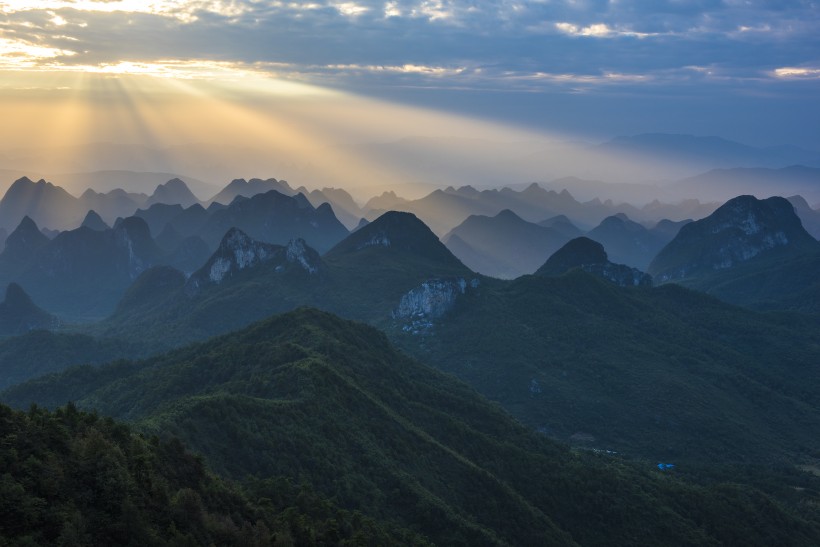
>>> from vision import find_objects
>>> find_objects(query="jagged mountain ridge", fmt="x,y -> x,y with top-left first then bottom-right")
0,176 -> 204,231
135,189 -> 349,253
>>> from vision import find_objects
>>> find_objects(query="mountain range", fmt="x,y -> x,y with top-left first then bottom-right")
0,205 -> 799,469
0,173 -> 819,542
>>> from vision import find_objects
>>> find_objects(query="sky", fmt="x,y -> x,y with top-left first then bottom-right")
0,1 -> 818,193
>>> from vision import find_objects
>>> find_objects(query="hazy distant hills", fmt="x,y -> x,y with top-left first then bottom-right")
366,182 -> 715,237
586,214 -> 680,270
136,189 -> 349,252
441,209 -> 684,278
0,283 -> 58,336
442,209 -> 571,278
673,166 -> 820,204
599,134 -> 820,172
0,216 -> 163,319
7,308 -> 820,545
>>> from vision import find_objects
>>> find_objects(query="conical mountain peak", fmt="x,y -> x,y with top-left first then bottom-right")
326,211 -> 468,271
81,210 -> 109,231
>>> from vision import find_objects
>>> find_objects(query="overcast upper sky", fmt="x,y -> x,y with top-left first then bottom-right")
0,0 -> 818,148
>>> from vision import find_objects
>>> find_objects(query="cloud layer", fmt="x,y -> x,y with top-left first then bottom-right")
0,0 -> 818,145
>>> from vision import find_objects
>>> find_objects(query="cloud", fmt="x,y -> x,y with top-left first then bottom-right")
553,22 -> 658,38
773,67 -> 820,79
0,0 -> 817,149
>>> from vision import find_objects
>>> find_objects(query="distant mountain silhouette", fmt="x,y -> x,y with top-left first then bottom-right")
0,216 -> 49,266
599,134 -> 820,173
0,283 -> 58,335
198,190 -> 349,252
364,182 -> 711,235
326,210 -> 467,272
80,210 -> 109,231
537,214 -> 583,239
0,177 -> 82,232
442,209 -> 570,278
673,166 -> 820,203
536,237 -> 652,287
586,213 -> 676,270
787,195 -> 820,239
145,178 -> 200,208
208,177 -> 294,205
0,217 -> 163,319
300,186 -> 362,229
0,176 -> 214,232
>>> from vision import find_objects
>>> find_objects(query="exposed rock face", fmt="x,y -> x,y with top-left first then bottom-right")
536,237 -> 652,287
286,238 -> 320,274
648,195 -> 820,282
114,217 -> 160,280
186,228 -> 320,294
393,277 -> 480,320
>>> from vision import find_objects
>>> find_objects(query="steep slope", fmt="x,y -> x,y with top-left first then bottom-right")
7,308 -> 820,546
185,228 -> 321,294
442,209 -> 571,278
0,283 -> 58,336
0,403 -> 414,545
301,186 -> 362,229
788,195 -> 820,239
79,209 -> 109,231
100,212 -> 475,346
12,217 -> 164,319
535,237 -> 652,287
401,271 -> 820,465
0,216 -> 49,268
0,330 -> 143,392
649,195 -> 820,282
647,196 -> 820,310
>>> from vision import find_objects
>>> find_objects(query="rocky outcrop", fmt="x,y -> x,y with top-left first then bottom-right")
648,195 -> 820,281
393,277 -> 480,321
186,228 -> 320,294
